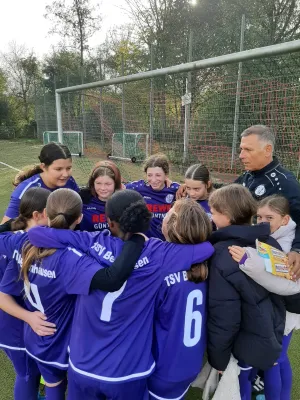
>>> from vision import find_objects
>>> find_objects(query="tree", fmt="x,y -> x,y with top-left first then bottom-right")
45,0 -> 101,79
1,42 -> 39,124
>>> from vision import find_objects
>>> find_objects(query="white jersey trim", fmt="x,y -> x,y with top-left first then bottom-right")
0,343 -> 26,351
149,384 -> 190,400
26,349 -> 69,369
69,358 -> 155,382
19,178 -> 41,199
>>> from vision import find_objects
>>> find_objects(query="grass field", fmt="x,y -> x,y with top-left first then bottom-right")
1,139 -> 300,400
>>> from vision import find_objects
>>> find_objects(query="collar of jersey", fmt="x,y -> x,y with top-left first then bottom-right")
248,157 -> 280,176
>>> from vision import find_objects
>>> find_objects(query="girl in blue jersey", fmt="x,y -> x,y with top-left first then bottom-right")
148,199 -> 212,400
0,188 -> 147,400
78,160 -> 122,232
184,164 -> 213,219
1,142 -> 79,224
126,153 -> 180,240
26,191 -> 214,400
0,187 -> 56,400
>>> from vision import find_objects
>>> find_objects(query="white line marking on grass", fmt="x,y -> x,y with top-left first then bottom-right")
0,162 -> 21,172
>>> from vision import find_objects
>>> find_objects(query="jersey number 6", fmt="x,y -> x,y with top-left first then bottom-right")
183,289 -> 203,347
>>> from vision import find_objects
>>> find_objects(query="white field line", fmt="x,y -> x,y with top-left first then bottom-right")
0,162 -> 21,172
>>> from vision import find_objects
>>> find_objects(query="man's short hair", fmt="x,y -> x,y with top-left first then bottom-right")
241,125 -> 275,148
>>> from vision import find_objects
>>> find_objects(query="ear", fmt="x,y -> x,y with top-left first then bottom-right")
31,210 -> 40,221
107,217 -> 113,229
207,181 -> 212,189
264,143 -> 273,157
282,215 -> 290,226
75,213 -> 83,225
40,163 -> 47,172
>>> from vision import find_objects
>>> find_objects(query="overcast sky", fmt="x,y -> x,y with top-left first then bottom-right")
0,0 -> 130,57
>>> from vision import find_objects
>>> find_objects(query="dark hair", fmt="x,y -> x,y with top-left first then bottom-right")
106,190 -> 152,234
209,184 -> 257,225
21,189 -> 82,285
165,199 -> 212,283
11,187 -> 50,231
143,153 -> 170,175
13,143 -> 72,187
185,164 -> 212,193
258,195 -> 290,217
88,161 -> 122,197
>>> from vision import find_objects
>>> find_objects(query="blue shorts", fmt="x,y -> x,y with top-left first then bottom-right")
148,375 -> 194,400
67,367 -> 149,400
31,359 -> 67,385
3,348 -> 39,379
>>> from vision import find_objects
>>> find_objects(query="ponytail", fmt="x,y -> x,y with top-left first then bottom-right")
11,215 -> 28,231
13,165 -> 43,187
21,242 -> 56,287
119,200 -> 151,233
187,262 -> 208,283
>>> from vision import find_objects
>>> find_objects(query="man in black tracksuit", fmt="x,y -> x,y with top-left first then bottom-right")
235,125 -> 300,275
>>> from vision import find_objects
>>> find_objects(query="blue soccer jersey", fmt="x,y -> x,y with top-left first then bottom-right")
125,180 -> 179,240
151,273 -> 207,383
79,196 -> 109,232
27,227 -> 214,382
4,174 -> 79,219
0,231 -> 124,370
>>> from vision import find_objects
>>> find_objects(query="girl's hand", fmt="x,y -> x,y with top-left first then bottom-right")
228,246 -> 246,263
26,311 -> 56,336
176,184 -> 187,200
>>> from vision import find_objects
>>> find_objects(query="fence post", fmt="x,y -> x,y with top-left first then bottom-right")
56,92 -> 63,143
121,54 -> 126,157
231,14 -> 246,169
183,30 -> 193,163
149,44 -> 154,155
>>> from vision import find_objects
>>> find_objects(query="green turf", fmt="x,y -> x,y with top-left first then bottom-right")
0,139 -> 300,399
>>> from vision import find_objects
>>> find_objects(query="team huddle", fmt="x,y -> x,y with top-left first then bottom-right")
1,125 -> 300,400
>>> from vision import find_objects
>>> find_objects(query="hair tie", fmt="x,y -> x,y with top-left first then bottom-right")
56,212 -> 76,226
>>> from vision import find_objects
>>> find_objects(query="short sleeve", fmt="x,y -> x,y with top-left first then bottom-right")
5,194 -> 21,219
0,232 -> 21,257
160,241 -> 214,274
61,249 -> 101,295
0,261 -> 23,297
69,177 -> 80,192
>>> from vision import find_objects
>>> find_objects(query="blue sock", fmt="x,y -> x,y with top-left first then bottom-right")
239,368 -> 252,400
264,364 -> 281,400
280,357 -> 292,400
14,375 -> 39,400
46,380 -> 67,400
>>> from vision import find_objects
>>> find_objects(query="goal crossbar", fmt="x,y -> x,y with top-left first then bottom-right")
55,39 -> 300,143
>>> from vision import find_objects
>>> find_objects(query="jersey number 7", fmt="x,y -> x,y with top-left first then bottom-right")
100,282 -> 127,322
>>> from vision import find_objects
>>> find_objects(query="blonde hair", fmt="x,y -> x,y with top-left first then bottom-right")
21,189 -> 82,286
166,199 -> 212,282
258,195 -> 289,217
209,184 -> 257,225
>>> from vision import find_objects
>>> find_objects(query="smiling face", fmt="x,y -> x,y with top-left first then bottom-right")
239,134 -> 273,171
94,175 -> 115,201
257,205 -> 289,234
146,167 -> 166,191
41,158 -> 73,189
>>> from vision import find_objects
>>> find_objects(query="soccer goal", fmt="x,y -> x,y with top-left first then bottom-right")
108,132 -> 149,163
43,131 -> 84,156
